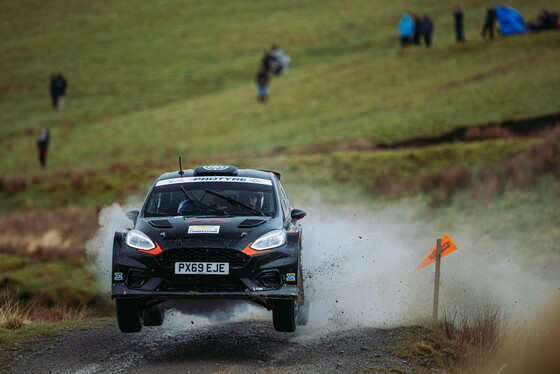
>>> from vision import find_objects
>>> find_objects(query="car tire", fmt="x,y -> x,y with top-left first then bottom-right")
116,299 -> 143,333
273,299 -> 296,332
143,307 -> 164,327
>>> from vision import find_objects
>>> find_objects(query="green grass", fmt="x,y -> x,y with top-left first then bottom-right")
1,0 -> 559,177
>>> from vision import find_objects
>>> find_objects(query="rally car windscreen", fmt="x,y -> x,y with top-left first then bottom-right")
143,179 -> 277,218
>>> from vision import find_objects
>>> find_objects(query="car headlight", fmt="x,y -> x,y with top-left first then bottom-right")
126,229 -> 156,250
250,230 -> 287,251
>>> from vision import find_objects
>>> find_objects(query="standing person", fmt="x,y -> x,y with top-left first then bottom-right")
36,128 -> 50,169
49,74 -> 59,109
255,65 -> 270,103
398,13 -> 415,47
412,14 -> 422,45
454,4 -> 465,42
481,6 -> 497,40
422,14 -> 434,46
57,73 -> 68,108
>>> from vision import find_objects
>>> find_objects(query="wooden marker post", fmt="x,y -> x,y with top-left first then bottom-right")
432,238 -> 442,321
414,234 -> 458,321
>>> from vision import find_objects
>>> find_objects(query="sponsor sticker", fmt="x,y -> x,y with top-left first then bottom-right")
188,225 -> 220,234
156,177 -> 272,186
114,272 -> 124,281
286,273 -> 296,282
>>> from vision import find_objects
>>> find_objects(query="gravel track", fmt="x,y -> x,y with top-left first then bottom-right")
3,318 -> 417,374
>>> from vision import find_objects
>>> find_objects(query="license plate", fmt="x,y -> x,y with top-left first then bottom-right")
175,262 -> 229,275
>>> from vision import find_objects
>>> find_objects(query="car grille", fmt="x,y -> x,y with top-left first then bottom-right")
156,248 -> 250,269
160,276 -> 247,292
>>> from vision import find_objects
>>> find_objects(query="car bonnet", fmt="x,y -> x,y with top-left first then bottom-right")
135,216 -> 280,251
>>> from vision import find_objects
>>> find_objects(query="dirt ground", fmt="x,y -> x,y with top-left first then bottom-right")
2,318 -> 422,374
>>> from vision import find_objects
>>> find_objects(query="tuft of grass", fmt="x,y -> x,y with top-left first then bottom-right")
441,306 -> 504,372
0,289 -> 33,330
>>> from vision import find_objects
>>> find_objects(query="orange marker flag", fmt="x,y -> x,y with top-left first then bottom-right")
414,234 -> 458,272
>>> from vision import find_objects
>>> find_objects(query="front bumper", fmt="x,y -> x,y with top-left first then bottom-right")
111,241 -> 301,302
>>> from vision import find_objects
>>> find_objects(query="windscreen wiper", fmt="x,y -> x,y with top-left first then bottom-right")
179,186 -> 226,215
204,189 -> 264,216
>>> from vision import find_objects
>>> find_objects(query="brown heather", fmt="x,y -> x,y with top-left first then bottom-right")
0,208 -> 98,265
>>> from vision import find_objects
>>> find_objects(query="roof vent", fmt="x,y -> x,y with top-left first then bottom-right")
193,165 -> 238,176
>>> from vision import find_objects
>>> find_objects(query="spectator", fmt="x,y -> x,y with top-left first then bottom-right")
255,65 -> 270,103
454,4 -> 465,42
481,6 -> 497,40
49,73 -> 67,109
422,14 -> 434,46
36,128 -> 50,169
413,14 -> 422,45
398,13 -> 415,47
528,9 -> 558,32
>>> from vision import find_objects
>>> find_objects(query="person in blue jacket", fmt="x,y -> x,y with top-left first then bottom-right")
399,13 -> 415,47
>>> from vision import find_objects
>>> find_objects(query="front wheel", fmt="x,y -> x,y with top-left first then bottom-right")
273,299 -> 296,332
116,299 -> 143,333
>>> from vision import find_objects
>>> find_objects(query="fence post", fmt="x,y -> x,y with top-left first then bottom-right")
432,238 -> 442,321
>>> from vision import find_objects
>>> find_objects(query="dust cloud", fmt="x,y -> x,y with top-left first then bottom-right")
86,203 -> 138,292
86,201 -> 557,334
299,202 -> 558,335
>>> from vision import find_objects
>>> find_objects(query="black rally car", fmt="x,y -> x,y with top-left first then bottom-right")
111,165 -> 308,333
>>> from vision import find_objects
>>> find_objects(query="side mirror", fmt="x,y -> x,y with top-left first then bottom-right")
291,208 -> 307,221
126,210 -> 139,225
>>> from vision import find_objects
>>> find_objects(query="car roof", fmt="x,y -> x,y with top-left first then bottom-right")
155,165 -> 280,182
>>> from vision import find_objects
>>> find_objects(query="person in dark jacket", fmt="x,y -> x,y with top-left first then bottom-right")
481,6 -> 497,40
36,128 -> 50,168
454,4 -> 465,42
412,14 -> 422,45
422,14 -> 434,46
49,73 -> 67,109
255,65 -> 270,103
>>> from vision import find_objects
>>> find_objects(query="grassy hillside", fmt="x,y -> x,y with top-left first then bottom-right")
2,3 -> 560,370
1,0 -> 559,178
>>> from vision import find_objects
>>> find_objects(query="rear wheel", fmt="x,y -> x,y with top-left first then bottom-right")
116,299 -> 142,333
273,299 -> 296,332
143,307 -> 164,326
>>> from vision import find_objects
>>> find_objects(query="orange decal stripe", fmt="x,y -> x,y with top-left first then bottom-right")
138,242 -> 162,255
242,242 -> 270,256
